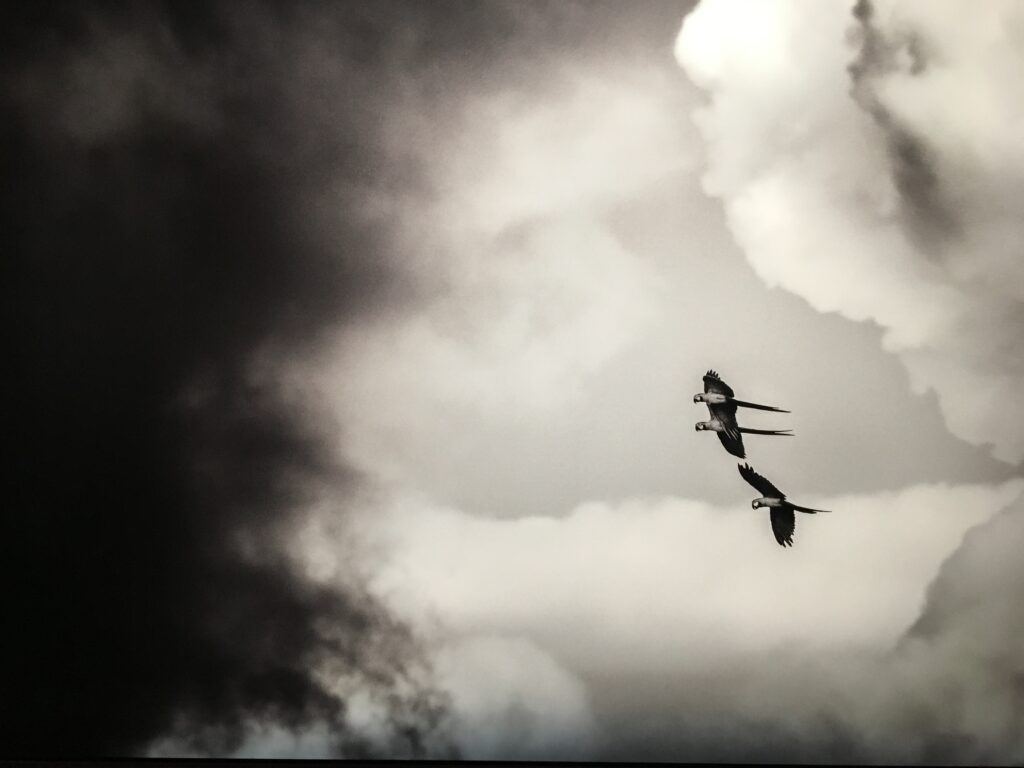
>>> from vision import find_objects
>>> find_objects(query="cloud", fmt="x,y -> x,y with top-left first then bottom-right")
676,0 -> 1024,463
430,634 -> 597,760
1,2 -> 474,757
11,0 -> 1016,761
319,62 -> 692,488
893,496 -> 1024,763
361,478 -> 1023,761
669,0 -> 1024,761
371,479 -> 1022,654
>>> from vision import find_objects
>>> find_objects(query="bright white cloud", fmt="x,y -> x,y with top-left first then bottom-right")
353,478 -> 1022,760
676,0 -> 1024,462
367,479 -> 1022,667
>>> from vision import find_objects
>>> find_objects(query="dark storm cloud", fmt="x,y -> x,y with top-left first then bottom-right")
0,0 -> 498,757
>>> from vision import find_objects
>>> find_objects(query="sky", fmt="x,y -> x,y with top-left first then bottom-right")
4,0 -> 1024,762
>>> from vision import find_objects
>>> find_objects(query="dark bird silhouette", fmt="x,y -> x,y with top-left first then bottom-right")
694,369 -> 789,412
694,370 -> 792,458
738,462 -> 831,547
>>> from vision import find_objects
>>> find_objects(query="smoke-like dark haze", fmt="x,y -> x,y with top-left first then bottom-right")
1,1 -> 460,757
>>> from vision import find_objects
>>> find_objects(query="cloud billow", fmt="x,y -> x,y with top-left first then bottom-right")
676,0 -> 1024,465
1,1 -> 455,757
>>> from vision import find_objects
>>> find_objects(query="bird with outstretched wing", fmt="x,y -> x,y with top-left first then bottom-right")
695,370 -> 792,458
737,462 -> 831,547
696,369 -> 789,412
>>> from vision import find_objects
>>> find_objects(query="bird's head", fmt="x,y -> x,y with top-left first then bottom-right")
693,393 -> 705,404
751,499 -> 761,509
695,422 -> 707,432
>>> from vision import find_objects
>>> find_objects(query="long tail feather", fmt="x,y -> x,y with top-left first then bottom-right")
730,398 -> 790,413
790,503 -> 831,514
737,427 -> 793,436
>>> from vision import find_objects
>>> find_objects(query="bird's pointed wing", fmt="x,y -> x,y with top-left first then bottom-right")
703,369 -> 735,397
712,406 -> 745,457
716,429 -> 746,459
737,462 -> 785,498
770,507 -> 795,547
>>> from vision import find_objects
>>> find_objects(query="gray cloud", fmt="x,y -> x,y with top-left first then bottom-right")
847,0 -> 955,252
5,1 -> 712,756
1,0 -> 506,757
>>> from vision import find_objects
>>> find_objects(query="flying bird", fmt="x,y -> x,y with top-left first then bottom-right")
694,370 -> 792,458
694,369 -> 789,412
738,462 -> 831,547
